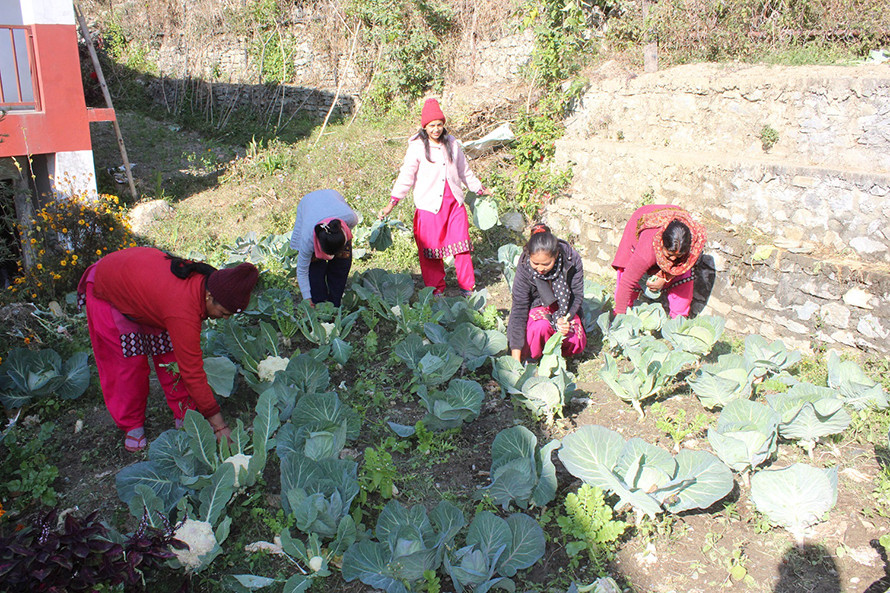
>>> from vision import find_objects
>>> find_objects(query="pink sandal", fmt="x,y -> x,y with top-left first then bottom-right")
124,430 -> 147,452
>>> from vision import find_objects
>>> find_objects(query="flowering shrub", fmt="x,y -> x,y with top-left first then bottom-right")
3,190 -> 137,305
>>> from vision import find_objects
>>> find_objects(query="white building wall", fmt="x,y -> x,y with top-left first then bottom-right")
20,0 -> 75,25
52,150 -> 98,198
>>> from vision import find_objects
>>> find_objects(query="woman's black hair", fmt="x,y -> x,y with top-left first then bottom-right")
315,219 -> 346,256
417,128 -> 453,164
524,223 -> 560,258
167,255 -> 217,279
663,220 -> 692,254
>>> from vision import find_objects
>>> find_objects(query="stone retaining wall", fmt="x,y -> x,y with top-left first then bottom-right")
548,63 -> 890,354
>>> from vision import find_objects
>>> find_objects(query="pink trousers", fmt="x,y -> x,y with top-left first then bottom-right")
84,282 -> 195,431
414,185 -> 475,293
615,269 -> 693,318
523,305 -> 587,360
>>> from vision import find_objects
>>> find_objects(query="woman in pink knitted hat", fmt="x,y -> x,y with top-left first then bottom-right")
78,247 -> 259,451
378,98 -> 490,296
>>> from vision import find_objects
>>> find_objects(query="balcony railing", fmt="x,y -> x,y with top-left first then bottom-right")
0,25 -> 39,111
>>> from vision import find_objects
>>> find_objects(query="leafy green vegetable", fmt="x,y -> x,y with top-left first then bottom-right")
446,322 -> 508,371
418,379 -> 485,431
596,311 -> 646,353
599,337 -> 697,418
766,383 -> 851,455
826,351 -> 889,410
498,244 -> 522,286
276,392 -> 359,460
204,356 -> 237,397
706,399 -> 779,473
490,355 -> 538,397
0,348 -> 90,410
743,335 -> 801,378
293,300 -> 360,349
750,463 -> 838,544
342,500 -> 466,593
480,425 -> 559,510
467,194 -> 500,230
444,511 -> 546,592
395,334 -> 464,388
662,315 -> 725,355
353,268 -> 414,306
280,453 -> 360,540
688,354 -> 756,409
558,425 -> 733,519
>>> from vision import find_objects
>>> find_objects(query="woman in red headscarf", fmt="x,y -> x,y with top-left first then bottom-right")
378,98 -> 490,296
78,247 -> 259,451
612,205 -> 707,318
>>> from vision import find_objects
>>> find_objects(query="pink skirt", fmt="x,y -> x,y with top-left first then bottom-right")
413,183 -> 472,259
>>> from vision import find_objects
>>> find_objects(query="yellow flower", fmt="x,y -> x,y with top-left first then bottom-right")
61,227 -> 67,233
95,249 -> 102,256
60,260 -> 67,266
36,263 -> 43,270
78,219 -> 85,225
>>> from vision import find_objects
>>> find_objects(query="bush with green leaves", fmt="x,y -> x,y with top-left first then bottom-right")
444,511 -> 546,593
341,499 -> 466,593
750,463 -> 838,545
0,348 -> 90,411
766,383 -> 851,457
688,353 -> 756,409
558,424 -> 733,521
662,314 -> 725,356
557,484 -> 628,570
706,399 -> 779,474
479,425 -> 559,510
599,336 -> 697,419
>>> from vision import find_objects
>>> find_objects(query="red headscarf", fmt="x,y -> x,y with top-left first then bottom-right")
636,206 -> 706,277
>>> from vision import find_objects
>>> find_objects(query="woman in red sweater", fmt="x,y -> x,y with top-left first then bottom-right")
612,205 -> 706,318
78,247 -> 258,451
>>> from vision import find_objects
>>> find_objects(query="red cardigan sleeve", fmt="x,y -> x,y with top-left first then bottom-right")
613,227 -> 659,315
164,312 -> 221,418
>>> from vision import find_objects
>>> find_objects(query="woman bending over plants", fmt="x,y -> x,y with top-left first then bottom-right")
289,189 -> 358,307
78,247 -> 258,451
508,224 -> 586,363
378,98 -> 490,296
612,204 -> 707,319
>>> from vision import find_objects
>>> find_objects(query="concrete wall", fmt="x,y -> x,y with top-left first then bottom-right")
549,63 -> 890,354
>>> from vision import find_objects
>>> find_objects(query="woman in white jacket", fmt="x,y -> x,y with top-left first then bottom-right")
378,98 -> 490,296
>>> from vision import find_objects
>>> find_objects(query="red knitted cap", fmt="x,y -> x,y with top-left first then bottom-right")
421,98 -> 446,128
206,262 -> 259,313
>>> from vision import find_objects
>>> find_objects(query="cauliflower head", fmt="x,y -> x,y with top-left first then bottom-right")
223,453 -> 252,488
172,519 -> 217,571
257,355 -> 289,382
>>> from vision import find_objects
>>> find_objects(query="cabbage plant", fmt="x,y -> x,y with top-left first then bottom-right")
395,334 -> 463,388
293,300 -> 360,365
280,452 -> 360,541
596,311 -> 646,353
261,353 -> 331,420
706,399 -> 779,474
417,379 -> 485,431
498,243 -> 522,286
766,383 -> 851,457
490,355 -> 538,398
0,348 -> 90,410
480,426 -> 559,510
688,354 -> 756,409
215,318 -> 280,391
750,463 -> 838,545
352,268 -> 415,305
826,351 -> 889,410
341,500 -> 466,593
276,391 -> 360,460
489,354 -> 574,424
599,337 -> 697,419
558,425 -> 733,521
446,322 -> 508,371
662,315 -> 725,355
444,511 -> 546,592
743,335 -> 801,378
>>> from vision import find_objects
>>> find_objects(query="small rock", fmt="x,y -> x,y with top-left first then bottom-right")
74,419 -> 83,433
847,546 -> 880,567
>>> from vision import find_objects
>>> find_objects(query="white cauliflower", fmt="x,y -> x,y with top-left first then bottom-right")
308,556 -> 324,572
319,322 -> 335,339
172,519 -> 217,571
257,355 -> 289,382
223,453 -> 251,488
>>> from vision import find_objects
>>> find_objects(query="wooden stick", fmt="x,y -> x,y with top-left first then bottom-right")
312,20 -> 362,150
74,2 -> 138,200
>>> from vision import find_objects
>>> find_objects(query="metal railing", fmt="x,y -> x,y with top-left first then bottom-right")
0,25 -> 39,111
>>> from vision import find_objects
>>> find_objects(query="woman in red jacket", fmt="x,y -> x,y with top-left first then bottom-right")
612,205 -> 706,318
78,247 -> 258,451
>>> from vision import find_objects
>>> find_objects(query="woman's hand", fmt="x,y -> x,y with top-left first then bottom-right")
646,274 -> 667,291
477,187 -> 492,197
556,317 -> 571,336
208,412 -> 232,442
378,202 -> 395,220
